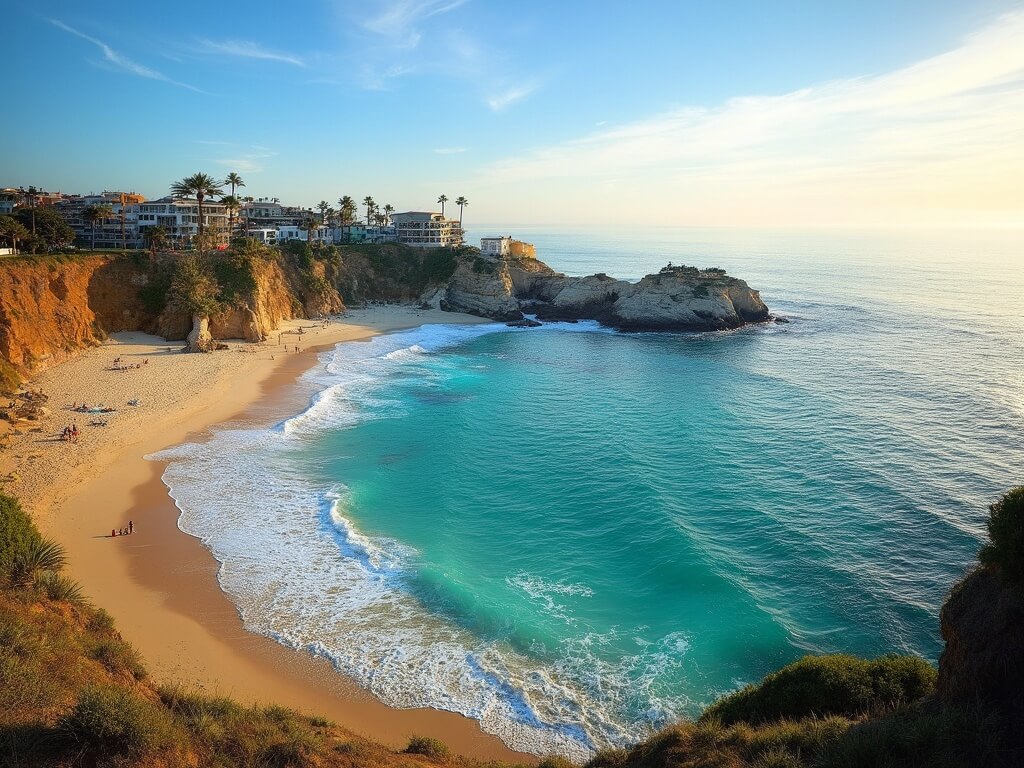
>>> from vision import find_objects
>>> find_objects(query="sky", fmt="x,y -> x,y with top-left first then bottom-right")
4,0 -> 1023,229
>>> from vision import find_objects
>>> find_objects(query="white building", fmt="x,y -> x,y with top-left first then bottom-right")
392,212 -> 463,248
276,224 -> 329,243
480,236 -> 512,257
246,228 -> 278,244
137,196 -> 228,246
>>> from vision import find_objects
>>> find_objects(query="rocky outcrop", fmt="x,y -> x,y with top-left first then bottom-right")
438,255 -> 770,331
937,566 -> 1024,709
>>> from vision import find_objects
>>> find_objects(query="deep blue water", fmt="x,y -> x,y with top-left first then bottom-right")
156,228 -> 1023,758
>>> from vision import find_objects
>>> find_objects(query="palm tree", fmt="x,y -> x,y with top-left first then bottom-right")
144,225 -> 168,255
225,172 -> 245,198
301,212 -> 321,246
382,204 -> 395,226
83,204 -> 114,251
337,196 -> 356,224
221,195 -> 241,240
437,194 -> 448,217
362,196 -> 375,225
0,216 -> 29,254
243,196 -> 255,237
455,196 -> 468,226
317,200 -> 331,224
170,172 -> 225,244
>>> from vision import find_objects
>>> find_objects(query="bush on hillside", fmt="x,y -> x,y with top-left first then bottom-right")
979,486 -> 1024,583
702,654 -> 936,726
60,685 -> 175,758
0,493 -> 42,583
819,702 -> 1004,768
405,735 -> 451,760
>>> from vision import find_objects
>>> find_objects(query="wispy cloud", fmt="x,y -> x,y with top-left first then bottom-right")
483,11 -> 1024,227
361,0 -> 469,48
336,1 -> 540,109
195,39 -> 305,66
211,144 -> 277,174
433,146 -> 467,154
486,82 -> 538,112
49,19 -> 204,93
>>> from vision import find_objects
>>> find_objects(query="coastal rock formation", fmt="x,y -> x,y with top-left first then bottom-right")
937,566 -> 1024,708
437,255 -> 770,331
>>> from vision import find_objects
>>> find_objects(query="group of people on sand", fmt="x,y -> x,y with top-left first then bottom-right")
110,357 -> 148,372
72,403 -> 115,413
111,520 -> 134,537
60,424 -> 80,442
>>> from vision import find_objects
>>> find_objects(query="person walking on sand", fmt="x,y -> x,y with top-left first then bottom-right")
128,520 -> 133,534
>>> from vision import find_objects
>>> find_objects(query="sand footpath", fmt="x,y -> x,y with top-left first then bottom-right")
0,307 -> 529,761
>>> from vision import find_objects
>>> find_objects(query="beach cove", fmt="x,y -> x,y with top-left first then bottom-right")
0,306 -> 529,762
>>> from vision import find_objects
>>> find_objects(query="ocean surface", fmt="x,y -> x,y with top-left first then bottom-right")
154,227 -> 1023,759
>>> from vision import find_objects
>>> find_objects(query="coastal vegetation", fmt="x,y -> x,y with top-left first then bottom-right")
1,487 -> 1020,766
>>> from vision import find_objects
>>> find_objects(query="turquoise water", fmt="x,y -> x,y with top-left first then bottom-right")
156,228 -> 1023,758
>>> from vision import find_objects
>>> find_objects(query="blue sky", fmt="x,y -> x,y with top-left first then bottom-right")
4,0 -> 1023,227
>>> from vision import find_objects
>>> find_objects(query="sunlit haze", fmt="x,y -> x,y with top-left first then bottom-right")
5,0 -> 1023,228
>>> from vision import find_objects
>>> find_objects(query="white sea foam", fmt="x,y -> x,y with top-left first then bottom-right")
151,321 -> 689,759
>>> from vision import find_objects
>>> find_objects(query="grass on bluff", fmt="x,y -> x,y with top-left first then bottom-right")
1,485 -> 1018,767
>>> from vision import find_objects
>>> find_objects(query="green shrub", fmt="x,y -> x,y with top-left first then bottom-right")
88,637 -> 147,680
34,571 -> 86,604
86,607 -> 116,633
979,486 -> 1024,583
702,654 -> 936,725
820,702 -> 1003,768
405,734 -> 451,760
60,685 -> 175,758
9,536 -> 66,586
0,494 -> 40,581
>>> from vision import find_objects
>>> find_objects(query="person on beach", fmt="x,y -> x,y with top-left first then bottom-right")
111,529 -> 116,537
128,520 -> 133,534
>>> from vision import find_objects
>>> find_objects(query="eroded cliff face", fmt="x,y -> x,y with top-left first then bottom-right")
0,253 -> 343,379
439,255 -> 771,330
0,257 -> 110,372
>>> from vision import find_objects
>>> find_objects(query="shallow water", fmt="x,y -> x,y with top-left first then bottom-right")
154,227 -> 1024,758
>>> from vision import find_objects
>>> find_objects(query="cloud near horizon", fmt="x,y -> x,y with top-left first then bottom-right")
49,19 -> 204,93
482,12 -> 1024,228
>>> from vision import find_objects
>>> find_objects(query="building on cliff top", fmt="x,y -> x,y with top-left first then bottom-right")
392,211 -> 464,248
56,192 -> 146,249
137,196 -> 228,247
480,235 -> 536,259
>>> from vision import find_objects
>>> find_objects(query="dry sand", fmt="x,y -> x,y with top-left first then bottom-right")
0,307 -> 530,762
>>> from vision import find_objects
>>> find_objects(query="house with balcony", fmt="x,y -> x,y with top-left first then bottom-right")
392,212 -> 463,248
56,192 -> 146,249
136,197 -> 228,247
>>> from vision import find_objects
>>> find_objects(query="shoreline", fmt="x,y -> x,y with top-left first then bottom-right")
3,307 -> 531,762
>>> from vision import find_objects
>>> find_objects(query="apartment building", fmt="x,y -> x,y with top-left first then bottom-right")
57,192 -> 145,249
391,212 -> 463,248
137,196 -> 228,246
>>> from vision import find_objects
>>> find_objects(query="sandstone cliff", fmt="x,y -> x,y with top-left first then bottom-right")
0,252 -> 343,382
435,255 -> 771,330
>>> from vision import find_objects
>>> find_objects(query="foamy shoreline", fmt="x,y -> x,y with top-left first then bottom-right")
0,306 -> 531,762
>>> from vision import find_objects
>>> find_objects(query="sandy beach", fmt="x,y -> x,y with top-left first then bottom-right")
0,306 -> 531,762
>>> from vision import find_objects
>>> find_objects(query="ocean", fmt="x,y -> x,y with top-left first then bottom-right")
153,227 -> 1023,759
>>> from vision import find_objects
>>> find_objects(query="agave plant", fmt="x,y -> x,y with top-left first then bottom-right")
10,536 -> 66,586
35,570 -> 86,604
